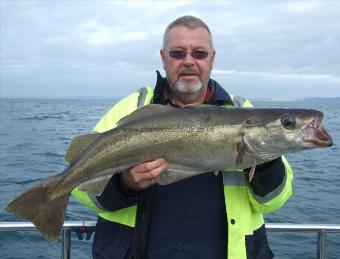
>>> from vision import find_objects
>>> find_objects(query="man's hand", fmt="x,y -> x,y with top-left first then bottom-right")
119,158 -> 170,191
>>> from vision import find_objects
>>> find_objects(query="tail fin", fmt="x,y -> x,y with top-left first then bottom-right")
5,173 -> 69,241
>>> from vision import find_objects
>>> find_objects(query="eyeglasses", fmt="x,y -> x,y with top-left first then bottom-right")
165,49 -> 211,60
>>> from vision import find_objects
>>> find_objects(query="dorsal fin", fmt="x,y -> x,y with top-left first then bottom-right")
65,133 -> 100,164
117,104 -> 174,127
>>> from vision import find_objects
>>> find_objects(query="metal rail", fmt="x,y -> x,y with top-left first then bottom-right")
1,221 -> 340,259
266,223 -> 340,259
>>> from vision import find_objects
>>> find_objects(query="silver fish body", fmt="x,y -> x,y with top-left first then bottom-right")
5,104 -> 333,240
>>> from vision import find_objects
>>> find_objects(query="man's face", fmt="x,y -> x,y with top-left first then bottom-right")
160,26 -> 215,95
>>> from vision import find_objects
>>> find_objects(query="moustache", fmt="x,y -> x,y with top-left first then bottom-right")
179,69 -> 200,76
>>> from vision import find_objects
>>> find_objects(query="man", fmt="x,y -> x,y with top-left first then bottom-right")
72,15 -> 293,259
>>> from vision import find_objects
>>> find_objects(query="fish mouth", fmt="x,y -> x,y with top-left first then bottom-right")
304,117 -> 333,147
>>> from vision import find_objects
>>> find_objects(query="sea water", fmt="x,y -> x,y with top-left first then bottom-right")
0,98 -> 339,258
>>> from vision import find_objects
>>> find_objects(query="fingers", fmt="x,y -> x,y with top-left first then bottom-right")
132,158 -> 168,175
119,158 -> 170,191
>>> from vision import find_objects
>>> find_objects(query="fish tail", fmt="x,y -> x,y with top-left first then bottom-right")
5,172 -> 69,241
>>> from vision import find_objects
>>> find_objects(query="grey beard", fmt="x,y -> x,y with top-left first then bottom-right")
173,80 -> 204,95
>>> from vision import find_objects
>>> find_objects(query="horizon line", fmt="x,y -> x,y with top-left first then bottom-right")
1,96 -> 340,101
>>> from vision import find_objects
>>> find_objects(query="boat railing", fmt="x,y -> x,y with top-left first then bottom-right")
0,221 -> 340,259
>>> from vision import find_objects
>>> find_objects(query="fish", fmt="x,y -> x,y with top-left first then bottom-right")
5,104 -> 333,241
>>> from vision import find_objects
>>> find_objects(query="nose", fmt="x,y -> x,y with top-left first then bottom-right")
183,51 -> 195,67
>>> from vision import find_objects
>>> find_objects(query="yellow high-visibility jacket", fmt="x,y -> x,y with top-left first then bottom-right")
72,85 -> 293,259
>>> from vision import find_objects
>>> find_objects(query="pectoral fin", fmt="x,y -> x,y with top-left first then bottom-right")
248,159 -> 257,183
236,139 -> 246,165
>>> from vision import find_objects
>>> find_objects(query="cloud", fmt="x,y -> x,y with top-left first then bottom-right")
1,1 -> 340,98
213,69 -> 340,83
45,17 -> 148,47
282,1 -> 322,13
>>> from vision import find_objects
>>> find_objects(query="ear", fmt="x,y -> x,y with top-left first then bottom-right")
160,49 -> 167,70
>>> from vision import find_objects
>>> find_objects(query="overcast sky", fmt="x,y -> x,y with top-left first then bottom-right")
1,0 -> 339,99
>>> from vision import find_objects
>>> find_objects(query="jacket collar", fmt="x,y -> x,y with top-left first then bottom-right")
152,70 -> 234,106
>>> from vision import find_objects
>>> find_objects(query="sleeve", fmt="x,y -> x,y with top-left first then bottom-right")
71,91 -> 142,213
246,156 -> 294,214
247,157 -> 285,197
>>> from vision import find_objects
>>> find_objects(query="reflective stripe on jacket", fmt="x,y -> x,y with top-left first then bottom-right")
71,86 -> 293,259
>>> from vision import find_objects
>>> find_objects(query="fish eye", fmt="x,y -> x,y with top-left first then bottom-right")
281,115 -> 296,130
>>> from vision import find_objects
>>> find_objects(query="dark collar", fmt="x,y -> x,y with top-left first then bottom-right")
152,70 -> 234,106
